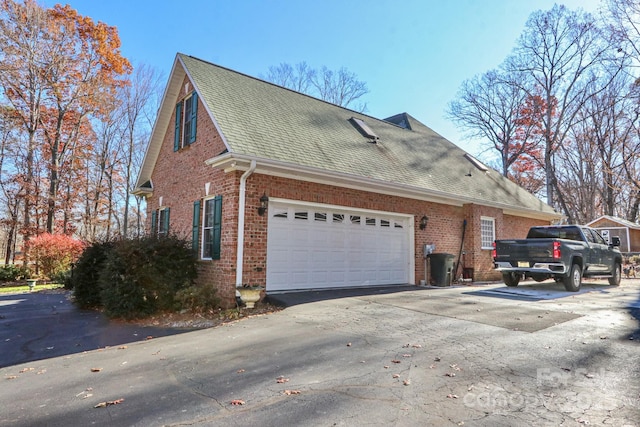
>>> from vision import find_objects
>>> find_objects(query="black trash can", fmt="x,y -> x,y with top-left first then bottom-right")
428,253 -> 456,286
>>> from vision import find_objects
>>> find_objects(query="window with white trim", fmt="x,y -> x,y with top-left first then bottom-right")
151,207 -> 170,237
481,217 -> 495,249
202,196 -> 222,260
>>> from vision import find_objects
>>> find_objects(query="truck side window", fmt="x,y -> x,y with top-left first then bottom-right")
591,230 -> 607,245
582,228 -> 596,243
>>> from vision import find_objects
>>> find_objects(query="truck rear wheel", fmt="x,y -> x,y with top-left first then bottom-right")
608,263 -> 621,286
502,272 -> 521,287
563,263 -> 582,292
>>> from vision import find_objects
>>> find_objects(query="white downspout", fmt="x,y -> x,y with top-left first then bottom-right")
236,160 -> 257,288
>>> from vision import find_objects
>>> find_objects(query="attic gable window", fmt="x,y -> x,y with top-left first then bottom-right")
350,117 -> 379,142
174,92 -> 198,151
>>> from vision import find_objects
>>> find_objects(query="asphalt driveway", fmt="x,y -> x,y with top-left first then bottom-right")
1,280 -> 639,426
0,291 -> 193,368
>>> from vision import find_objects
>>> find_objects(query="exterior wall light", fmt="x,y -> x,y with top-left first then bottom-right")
258,193 -> 269,216
419,215 -> 429,230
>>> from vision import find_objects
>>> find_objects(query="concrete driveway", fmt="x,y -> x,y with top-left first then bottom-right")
0,280 -> 639,426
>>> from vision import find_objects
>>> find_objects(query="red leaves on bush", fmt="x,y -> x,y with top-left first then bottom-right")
29,233 -> 85,278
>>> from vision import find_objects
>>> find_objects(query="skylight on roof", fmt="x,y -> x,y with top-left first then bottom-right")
464,153 -> 489,172
350,117 -> 379,142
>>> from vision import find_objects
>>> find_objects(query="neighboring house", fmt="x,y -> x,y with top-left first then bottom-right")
133,53 -> 560,307
586,215 -> 640,253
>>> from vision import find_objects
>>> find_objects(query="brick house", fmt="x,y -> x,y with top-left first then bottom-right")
133,53 -> 560,307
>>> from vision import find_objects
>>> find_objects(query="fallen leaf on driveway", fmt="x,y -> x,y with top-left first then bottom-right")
236,369 -> 245,373
445,372 -> 456,377
276,376 -> 289,383
403,379 -> 411,386
392,374 -> 400,378
6,375 -> 17,380
402,354 -> 412,358
118,346 -> 127,350
19,368 -> 34,373
90,368 -> 102,372
391,360 -> 401,364
230,399 -> 245,406
283,390 -> 301,395
412,344 -> 422,348
600,336 -> 608,340
346,342 -> 352,347
383,365 -> 389,369
447,394 -> 459,399
434,357 -> 441,362
36,369 -> 46,375
94,398 -> 124,408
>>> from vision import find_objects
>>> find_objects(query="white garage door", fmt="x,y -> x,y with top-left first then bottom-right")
266,200 -> 413,291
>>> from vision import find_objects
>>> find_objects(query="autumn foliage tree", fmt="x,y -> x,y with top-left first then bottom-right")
29,232 -> 85,279
0,0 -> 134,263
39,4 -> 131,233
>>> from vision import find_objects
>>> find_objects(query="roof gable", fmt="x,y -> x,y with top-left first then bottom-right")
587,215 -> 640,230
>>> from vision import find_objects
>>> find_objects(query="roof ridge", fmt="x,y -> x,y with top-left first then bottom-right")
180,53 -> 384,122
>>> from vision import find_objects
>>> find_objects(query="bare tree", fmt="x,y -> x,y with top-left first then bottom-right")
311,66 -> 368,112
447,69 -> 542,180
506,4 -> 624,221
263,62 -> 368,112
119,63 -> 161,238
264,62 -> 315,94
606,0 -> 640,62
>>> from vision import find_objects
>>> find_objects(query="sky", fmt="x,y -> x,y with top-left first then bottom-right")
48,0 -> 603,163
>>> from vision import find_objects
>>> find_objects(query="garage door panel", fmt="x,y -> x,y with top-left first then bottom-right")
267,202 -> 411,291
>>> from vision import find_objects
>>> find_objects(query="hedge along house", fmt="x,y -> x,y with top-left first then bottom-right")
133,53 -> 560,308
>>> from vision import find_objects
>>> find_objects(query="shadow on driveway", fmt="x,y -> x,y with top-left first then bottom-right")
265,285 -> 430,307
0,291 -> 195,368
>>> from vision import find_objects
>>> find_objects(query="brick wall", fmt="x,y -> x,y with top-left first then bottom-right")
147,75 -> 553,306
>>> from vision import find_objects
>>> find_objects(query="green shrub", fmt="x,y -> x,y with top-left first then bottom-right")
0,264 -> 31,281
98,235 -> 198,319
175,283 -> 220,313
70,241 -> 114,308
630,255 -> 640,265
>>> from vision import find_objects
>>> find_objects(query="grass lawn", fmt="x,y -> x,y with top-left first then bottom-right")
0,283 -> 64,294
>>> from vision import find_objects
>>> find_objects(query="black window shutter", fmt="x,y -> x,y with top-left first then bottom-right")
212,195 -> 222,260
189,92 -> 198,143
151,209 -> 157,236
192,200 -> 201,254
174,102 -> 182,151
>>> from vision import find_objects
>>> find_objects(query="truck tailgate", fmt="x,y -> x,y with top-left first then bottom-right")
495,239 -> 556,263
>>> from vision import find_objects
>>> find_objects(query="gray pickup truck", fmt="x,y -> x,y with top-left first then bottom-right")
493,225 -> 622,291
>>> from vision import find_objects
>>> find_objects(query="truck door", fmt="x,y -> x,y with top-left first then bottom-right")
582,228 -> 606,272
592,229 -> 614,273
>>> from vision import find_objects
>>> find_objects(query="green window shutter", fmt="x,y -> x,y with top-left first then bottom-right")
151,209 -> 157,236
192,200 -> 201,254
212,195 -> 222,260
174,102 -> 182,151
189,92 -> 198,144
164,207 -> 170,234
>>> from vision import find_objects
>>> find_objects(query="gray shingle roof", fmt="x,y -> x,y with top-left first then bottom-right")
138,53 -> 558,219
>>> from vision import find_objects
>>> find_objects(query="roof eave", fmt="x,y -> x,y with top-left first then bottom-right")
205,153 -> 561,221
